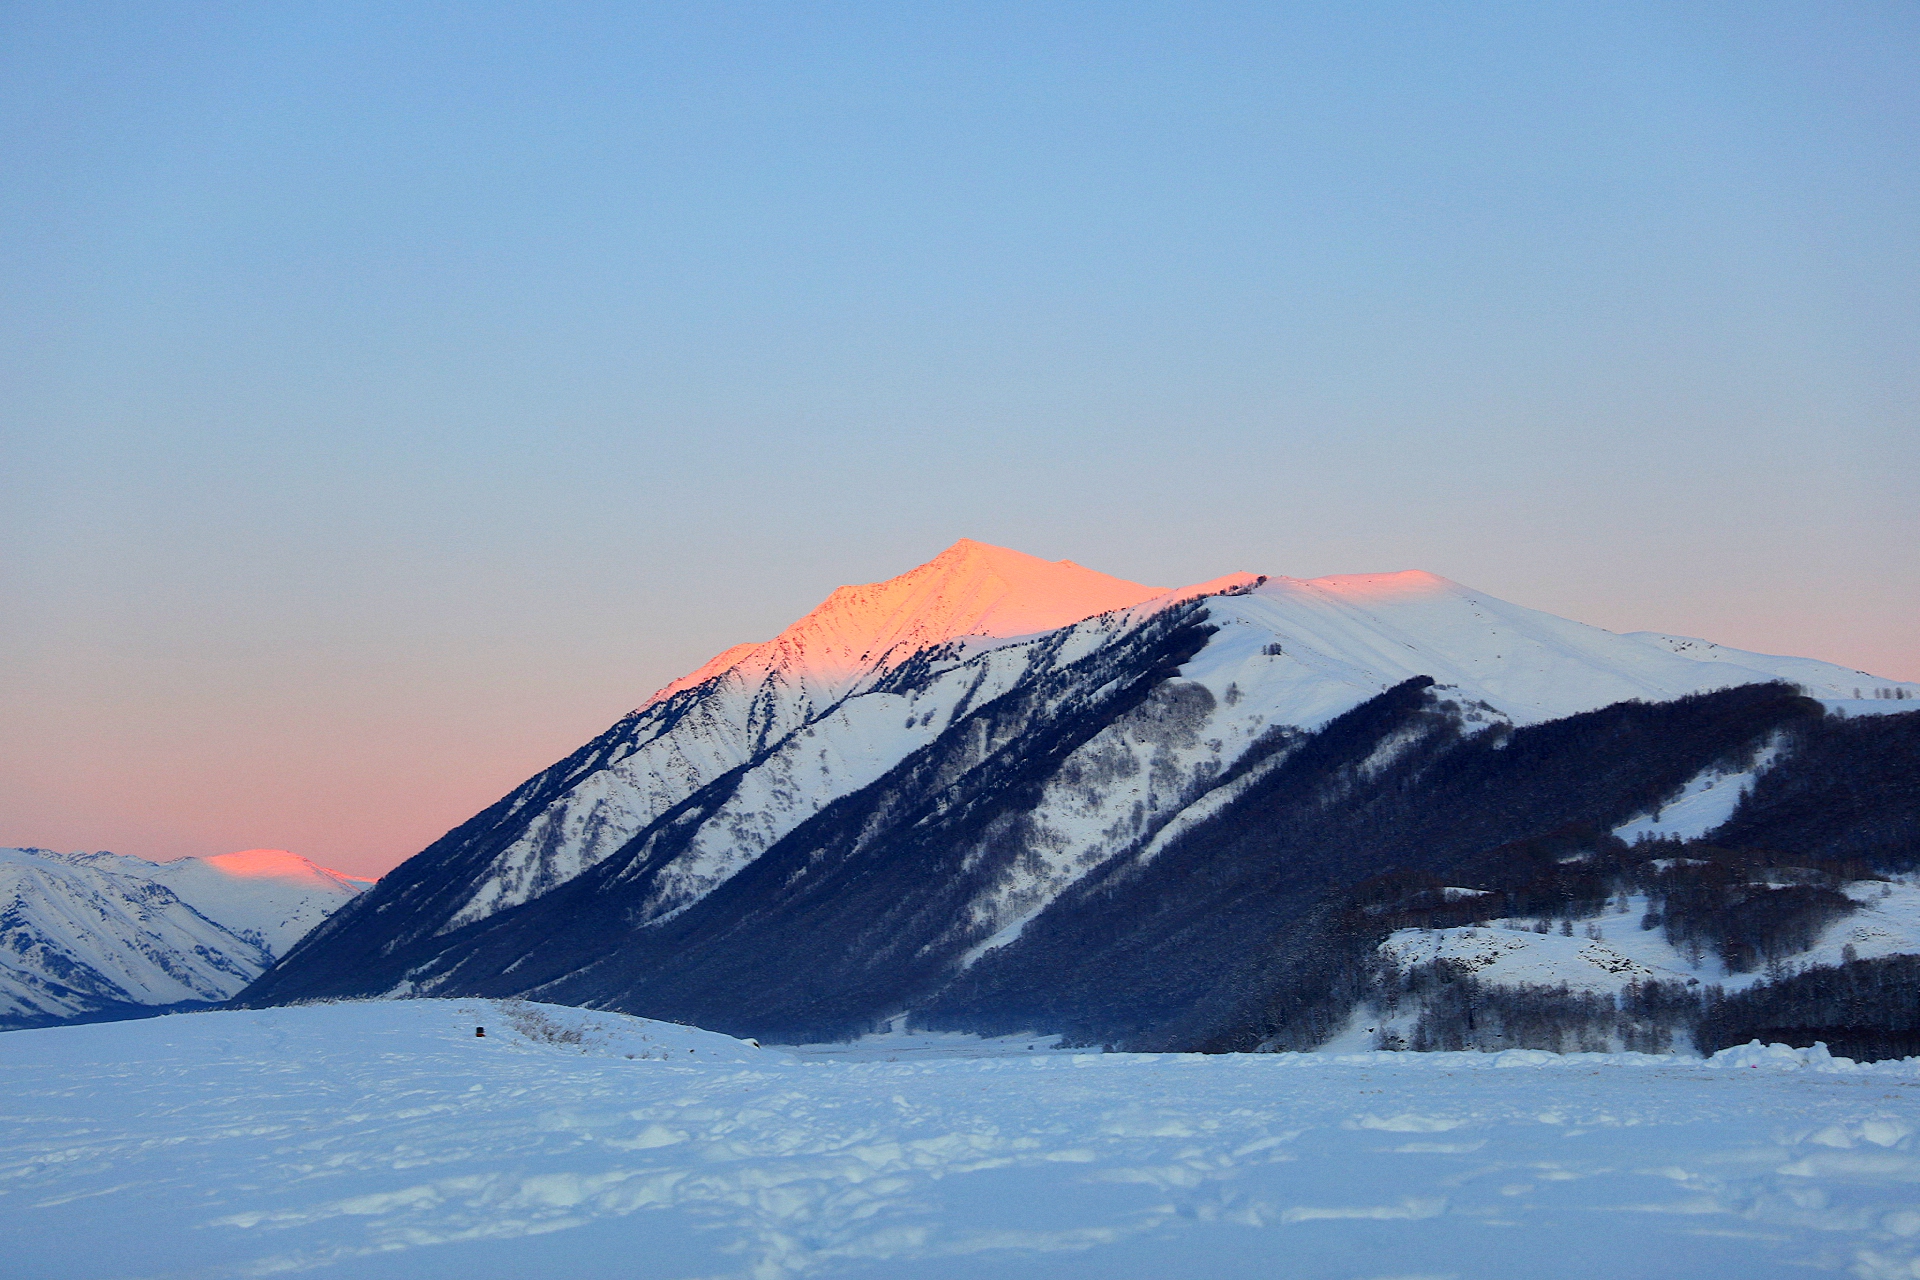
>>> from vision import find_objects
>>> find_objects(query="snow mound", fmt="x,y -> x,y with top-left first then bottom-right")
1704,1039 -> 1860,1071
463,998 -> 781,1064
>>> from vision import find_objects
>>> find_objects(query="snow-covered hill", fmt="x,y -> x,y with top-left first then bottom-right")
0,847 -> 369,1029
8,998 -> 1920,1280
240,540 -> 1918,1045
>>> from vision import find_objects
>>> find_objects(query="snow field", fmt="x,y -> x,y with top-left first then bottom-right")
6,1001 -> 1920,1279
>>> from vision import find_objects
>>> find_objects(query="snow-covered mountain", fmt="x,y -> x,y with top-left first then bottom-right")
240,540 -> 1919,1046
0,847 -> 370,1030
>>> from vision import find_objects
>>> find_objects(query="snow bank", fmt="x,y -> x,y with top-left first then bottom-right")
1703,1039 -> 1859,1071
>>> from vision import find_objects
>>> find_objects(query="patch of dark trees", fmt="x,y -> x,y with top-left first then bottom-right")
1713,708 -> 1920,871
1196,702 -> 1918,1059
1371,962 -> 1701,1055
1353,831 -> 1869,977
1697,954 -> 1920,1062
931,681 -> 1841,1050
1377,952 -> 1920,1064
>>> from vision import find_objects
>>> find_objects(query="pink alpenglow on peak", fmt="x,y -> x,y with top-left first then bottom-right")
146,849 -> 372,955
0,845 -> 376,1027
196,848 -> 373,888
1287,569 -> 1458,598
642,540 -> 1165,708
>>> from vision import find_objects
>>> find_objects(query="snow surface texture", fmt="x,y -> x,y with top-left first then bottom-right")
8,1000 -> 1920,1280
422,541 -> 1920,960
0,848 -> 368,1026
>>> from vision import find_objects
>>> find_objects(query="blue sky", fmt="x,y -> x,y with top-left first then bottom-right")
4,2 -> 1915,874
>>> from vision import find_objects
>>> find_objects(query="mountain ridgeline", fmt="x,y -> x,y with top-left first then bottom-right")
237,541 -> 1920,1053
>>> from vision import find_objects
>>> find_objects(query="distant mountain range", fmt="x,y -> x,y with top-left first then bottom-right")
0,847 -> 369,1030
230,541 -> 1920,1052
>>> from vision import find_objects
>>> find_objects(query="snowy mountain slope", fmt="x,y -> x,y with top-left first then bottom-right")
438,540 -> 1165,932
0,847 -> 369,1030
1629,631 -> 1918,705
564,562 -> 1913,945
250,679 -> 1842,1047
11,998 -> 1920,1280
1182,571 -> 1909,732
241,541 -> 1918,1045
1612,735 -> 1788,843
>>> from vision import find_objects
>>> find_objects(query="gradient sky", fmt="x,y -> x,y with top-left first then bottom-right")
4,2 -> 1915,878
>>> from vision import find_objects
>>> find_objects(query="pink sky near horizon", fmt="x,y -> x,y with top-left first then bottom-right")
4,538 -> 1913,881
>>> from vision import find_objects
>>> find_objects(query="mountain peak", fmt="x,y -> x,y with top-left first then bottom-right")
194,849 -> 372,887
643,541 -> 1163,706
1288,569 -> 1460,598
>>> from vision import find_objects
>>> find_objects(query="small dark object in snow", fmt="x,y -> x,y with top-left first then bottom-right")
475,1027 -> 485,1037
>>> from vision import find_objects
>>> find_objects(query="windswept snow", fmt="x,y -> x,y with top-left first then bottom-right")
1184,573 -> 1916,731
7,1000 -> 1920,1280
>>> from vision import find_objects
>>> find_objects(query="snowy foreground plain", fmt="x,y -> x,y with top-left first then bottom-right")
7,1002 -> 1920,1280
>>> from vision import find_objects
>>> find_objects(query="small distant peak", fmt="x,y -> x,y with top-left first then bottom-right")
203,849 -> 309,877
935,537 -> 994,555
200,849 -> 371,885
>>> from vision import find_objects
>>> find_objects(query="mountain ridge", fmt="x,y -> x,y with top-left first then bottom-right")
234,541 -> 1918,1047
0,847 -> 369,1030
